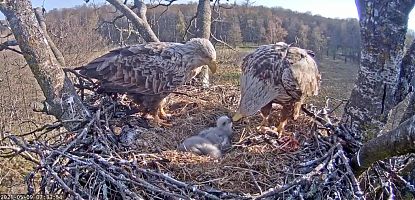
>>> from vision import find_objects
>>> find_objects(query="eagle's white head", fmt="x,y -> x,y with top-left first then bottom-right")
184,38 -> 217,73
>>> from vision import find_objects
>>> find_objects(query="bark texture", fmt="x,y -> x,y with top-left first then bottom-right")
342,0 -> 415,137
33,7 -> 66,66
401,92 -> 415,124
196,0 -> 211,39
195,0 -> 212,88
133,0 -> 148,23
351,114 -> 415,176
398,40 -> 415,124
395,40 -> 415,105
0,0 -> 89,131
106,0 -> 159,42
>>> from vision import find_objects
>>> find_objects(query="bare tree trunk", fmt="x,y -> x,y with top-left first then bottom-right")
196,0 -> 211,39
0,0 -> 89,131
351,114 -> 415,176
106,0 -> 159,42
196,0 -> 212,88
33,7 -> 66,66
342,0 -> 415,138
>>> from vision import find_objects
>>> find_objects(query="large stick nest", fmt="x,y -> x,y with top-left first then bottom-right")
3,72 -> 411,200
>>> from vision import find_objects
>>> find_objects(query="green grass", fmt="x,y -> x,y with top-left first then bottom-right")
308,56 -> 359,114
218,70 -> 241,85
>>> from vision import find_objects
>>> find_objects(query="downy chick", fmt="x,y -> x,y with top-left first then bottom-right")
198,116 -> 233,151
178,116 -> 233,158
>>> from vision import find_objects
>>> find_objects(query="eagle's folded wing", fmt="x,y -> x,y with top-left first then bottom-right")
79,43 -> 187,95
281,67 -> 302,101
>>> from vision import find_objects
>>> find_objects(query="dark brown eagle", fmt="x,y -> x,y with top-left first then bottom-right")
232,42 -> 320,133
77,38 -> 217,125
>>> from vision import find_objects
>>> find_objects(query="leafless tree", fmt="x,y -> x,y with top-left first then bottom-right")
0,0 -> 89,131
3,0 -> 415,196
105,0 -> 159,42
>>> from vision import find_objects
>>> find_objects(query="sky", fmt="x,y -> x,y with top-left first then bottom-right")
0,0 -> 414,30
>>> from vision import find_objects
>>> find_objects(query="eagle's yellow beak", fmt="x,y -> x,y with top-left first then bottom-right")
208,61 -> 217,74
232,112 -> 243,122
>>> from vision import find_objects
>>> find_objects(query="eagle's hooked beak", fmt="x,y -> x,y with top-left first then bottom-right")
232,112 -> 243,122
208,60 -> 217,74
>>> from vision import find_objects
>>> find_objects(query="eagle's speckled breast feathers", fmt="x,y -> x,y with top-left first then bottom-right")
238,42 -> 320,117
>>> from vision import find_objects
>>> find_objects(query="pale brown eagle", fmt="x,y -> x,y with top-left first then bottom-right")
232,42 -> 320,133
77,38 -> 217,125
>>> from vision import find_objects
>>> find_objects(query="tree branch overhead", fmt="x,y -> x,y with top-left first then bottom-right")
106,0 -> 159,42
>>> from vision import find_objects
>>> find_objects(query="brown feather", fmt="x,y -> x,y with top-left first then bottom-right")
76,38 -> 217,117
237,42 -> 320,129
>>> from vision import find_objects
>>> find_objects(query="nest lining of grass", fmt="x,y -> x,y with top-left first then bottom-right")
0,74 -> 369,199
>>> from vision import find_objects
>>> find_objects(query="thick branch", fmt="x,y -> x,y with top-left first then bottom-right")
0,0 -> 89,131
351,114 -> 415,176
106,0 -> 159,42
342,0 -> 415,137
34,7 -> 66,66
